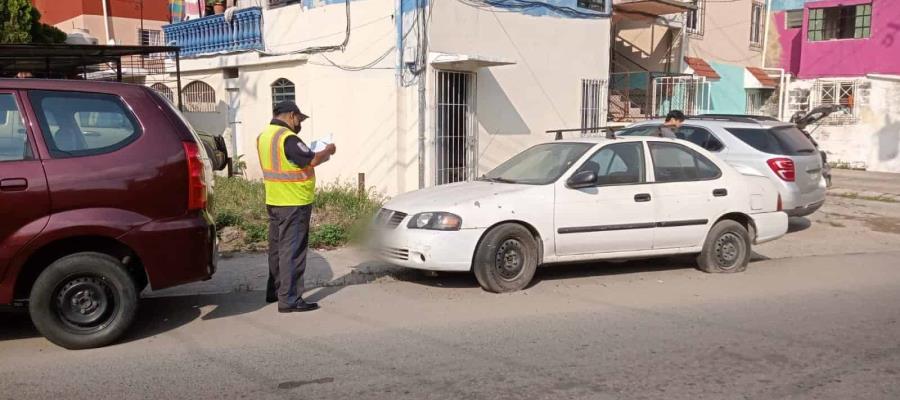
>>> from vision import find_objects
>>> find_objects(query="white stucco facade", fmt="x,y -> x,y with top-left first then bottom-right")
161,0 -> 611,196
787,75 -> 900,173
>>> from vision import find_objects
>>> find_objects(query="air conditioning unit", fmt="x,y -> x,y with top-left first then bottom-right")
66,29 -> 99,45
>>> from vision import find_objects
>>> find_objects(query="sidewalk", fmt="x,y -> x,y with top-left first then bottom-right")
830,169 -> 900,200
146,247 -> 410,298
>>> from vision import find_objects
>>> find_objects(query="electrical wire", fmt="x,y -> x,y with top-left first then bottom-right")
256,0 -> 352,56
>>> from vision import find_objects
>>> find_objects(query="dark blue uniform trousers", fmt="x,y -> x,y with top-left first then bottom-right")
265,205 -> 312,309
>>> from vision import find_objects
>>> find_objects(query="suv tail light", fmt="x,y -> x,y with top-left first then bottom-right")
183,142 -> 207,211
767,158 -> 795,182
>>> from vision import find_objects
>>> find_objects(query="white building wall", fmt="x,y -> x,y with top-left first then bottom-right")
789,76 -> 900,173
178,0 -> 414,195
427,1 -> 611,182
173,0 -> 612,195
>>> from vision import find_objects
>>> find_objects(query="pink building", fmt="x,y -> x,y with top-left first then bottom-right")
771,0 -> 900,79
767,0 -> 900,173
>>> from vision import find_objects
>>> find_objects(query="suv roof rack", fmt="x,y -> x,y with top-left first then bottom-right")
690,114 -> 782,124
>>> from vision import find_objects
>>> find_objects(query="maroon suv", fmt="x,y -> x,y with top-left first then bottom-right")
0,79 -> 217,349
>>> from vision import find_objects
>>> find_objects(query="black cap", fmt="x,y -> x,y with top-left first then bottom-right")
273,101 -> 309,120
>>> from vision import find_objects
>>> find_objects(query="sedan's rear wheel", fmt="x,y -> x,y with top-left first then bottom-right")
697,220 -> 751,273
473,224 -> 539,293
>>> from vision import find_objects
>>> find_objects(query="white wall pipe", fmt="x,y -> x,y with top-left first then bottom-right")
101,0 -> 112,44
761,0 -> 773,68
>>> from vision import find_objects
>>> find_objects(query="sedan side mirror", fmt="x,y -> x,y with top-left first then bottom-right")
566,170 -> 597,189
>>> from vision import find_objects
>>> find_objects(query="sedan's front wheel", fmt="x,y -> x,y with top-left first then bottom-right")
473,224 -> 539,293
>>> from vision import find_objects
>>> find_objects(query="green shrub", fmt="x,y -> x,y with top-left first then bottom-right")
309,224 -> 348,248
214,176 -> 384,251
244,223 -> 268,243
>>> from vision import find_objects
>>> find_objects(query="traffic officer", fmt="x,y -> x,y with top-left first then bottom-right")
259,101 -> 336,313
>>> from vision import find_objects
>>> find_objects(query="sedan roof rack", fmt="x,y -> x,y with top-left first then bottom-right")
690,114 -> 782,124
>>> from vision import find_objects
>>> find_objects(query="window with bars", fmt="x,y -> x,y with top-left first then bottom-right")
750,1 -> 765,48
268,0 -> 301,8
686,0 -> 705,36
271,78 -> 296,109
786,9 -> 803,29
139,29 -> 162,46
576,0 -> 607,12
808,4 -> 872,41
150,83 -> 174,103
183,81 -> 217,113
580,79 -> 606,135
812,80 -> 866,124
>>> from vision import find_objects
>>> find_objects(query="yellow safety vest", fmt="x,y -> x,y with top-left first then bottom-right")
256,125 -> 316,206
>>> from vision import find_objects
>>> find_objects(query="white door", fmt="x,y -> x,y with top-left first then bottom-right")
554,142 -> 655,256
647,142 -> 732,249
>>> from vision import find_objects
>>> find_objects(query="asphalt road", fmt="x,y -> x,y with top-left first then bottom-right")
3,250 -> 900,400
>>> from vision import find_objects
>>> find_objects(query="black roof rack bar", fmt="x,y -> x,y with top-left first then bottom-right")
689,114 -> 781,124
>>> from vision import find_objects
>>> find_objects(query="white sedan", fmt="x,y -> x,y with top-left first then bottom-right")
374,137 -> 788,292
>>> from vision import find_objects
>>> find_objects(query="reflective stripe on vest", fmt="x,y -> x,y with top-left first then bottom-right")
256,125 -> 316,206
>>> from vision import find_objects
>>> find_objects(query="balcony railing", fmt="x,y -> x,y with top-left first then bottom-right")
163,7 -> 263,58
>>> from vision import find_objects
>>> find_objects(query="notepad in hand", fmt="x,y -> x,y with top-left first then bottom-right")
310,134 -> 333,153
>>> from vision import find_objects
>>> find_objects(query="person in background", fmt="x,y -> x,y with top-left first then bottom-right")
258,101 -> 336,313
658,110 -> 686,138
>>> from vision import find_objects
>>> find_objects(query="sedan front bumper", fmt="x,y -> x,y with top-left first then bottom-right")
372,227 -> 485,272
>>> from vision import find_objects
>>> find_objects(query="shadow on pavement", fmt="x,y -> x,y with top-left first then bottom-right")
0,292 -> 270,344
788,217 -> 812,233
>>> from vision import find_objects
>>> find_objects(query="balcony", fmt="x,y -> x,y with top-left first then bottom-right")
163,7 -> 263,58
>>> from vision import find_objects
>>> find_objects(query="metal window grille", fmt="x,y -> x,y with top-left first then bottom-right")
651,75 -> 711,117
811,80 -> 860,124
268,0 -> 301,8
810,4 -> 871,41
580,79 -> 607,136
183,81 -> 217,113
434,71 -> 476,186
686,0 -> 705,36
786,9 -> 803,29
576,0 -> 606,12
151,83 -> 174,103
271,78 -> 296,109
746,89 -> 778,117
750,2 -> 765,47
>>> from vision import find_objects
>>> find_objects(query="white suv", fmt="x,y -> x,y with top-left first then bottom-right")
374,136 -> 788,293
618,115 -> 827,217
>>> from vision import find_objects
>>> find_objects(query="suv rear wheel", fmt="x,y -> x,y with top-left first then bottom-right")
29,252 -> 138,350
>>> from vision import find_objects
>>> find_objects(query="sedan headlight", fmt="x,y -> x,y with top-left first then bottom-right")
407,212 -> 462,231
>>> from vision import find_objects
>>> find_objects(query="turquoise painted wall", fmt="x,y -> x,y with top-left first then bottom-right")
708,62 -> 747,114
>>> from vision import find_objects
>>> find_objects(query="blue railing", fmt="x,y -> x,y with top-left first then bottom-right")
163,7 -> 263,58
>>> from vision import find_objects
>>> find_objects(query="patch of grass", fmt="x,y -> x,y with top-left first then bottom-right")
309,224 -> 348,248
214,177 -> 384,251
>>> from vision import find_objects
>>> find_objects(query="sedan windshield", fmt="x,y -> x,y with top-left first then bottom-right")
481,143 -> 593,185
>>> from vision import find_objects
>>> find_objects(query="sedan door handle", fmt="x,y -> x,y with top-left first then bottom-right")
713,188 -> 728,197
634,193 -> 652,202
0,178 -> 28,191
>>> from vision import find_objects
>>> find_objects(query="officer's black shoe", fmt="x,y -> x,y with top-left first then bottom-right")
278,300 -> 319,313
265,294 -> 278,304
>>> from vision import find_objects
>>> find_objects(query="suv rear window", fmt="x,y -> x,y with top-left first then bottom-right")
726,126 -> 817,156
29,91 -> 141,158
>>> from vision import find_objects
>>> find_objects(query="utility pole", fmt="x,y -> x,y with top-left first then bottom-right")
416,2 -> 428,189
